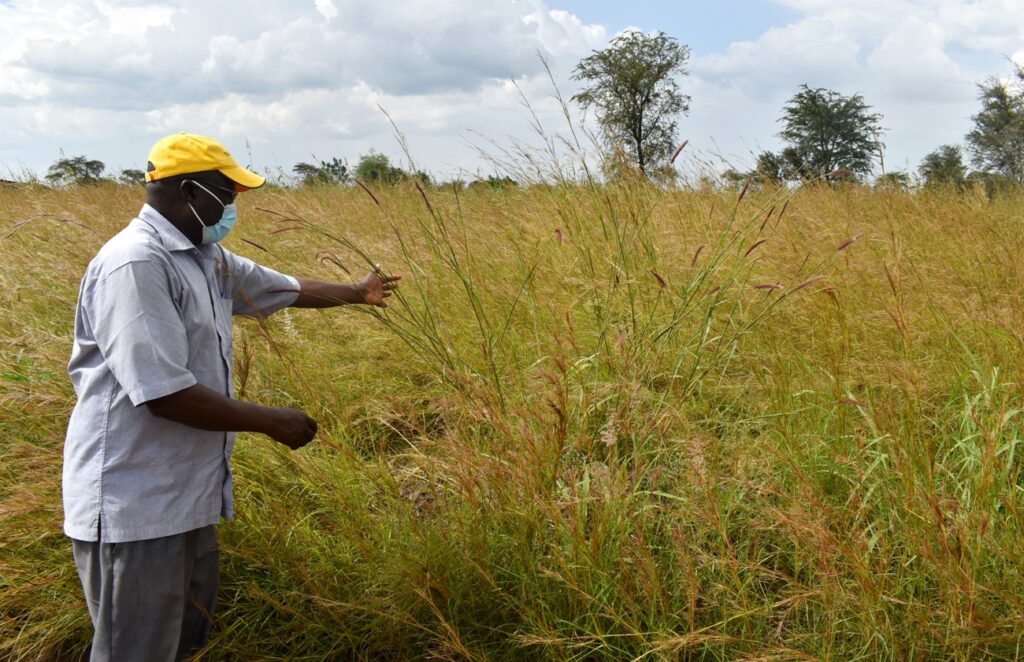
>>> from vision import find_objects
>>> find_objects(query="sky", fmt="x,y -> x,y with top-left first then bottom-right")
1,0 -> 1022,182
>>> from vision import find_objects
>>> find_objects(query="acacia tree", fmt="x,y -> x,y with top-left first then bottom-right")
572,30 -> 690,180
965,67 -> 1024,184
293,157 -> 350,186
45,155 -> 106,186
775,85 -> 883,180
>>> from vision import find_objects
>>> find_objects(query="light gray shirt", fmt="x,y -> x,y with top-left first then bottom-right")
63,204 -> 299,543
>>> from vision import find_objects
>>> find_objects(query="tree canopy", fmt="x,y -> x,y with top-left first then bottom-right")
353,152 -> 430,186
572,30 -> 690,180
874,171 -> 912,191
45,155 -> 106,186
753,151 -> 787,184
293,157 -> 350,186
918,145 -> 968,189
775,85 -> 883,180
354,152 -> 407,185
965,67 -> 1024,184
117,169 -> 146,187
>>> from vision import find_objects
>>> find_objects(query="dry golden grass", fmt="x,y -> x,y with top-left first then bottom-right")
1,179 -> 1023,660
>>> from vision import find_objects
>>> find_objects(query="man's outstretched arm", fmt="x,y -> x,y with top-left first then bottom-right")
147,384 -> 317,450
291,270 -> 401,309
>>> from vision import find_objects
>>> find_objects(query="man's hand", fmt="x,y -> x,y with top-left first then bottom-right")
359,266 -> 402,308
264,407 -> 318,449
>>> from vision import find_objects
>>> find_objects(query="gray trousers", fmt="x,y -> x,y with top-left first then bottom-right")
72,525 -> 219,662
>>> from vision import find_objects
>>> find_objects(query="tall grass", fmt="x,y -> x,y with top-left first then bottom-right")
1,177 -> 1023,660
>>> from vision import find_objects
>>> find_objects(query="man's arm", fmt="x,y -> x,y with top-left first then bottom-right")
147,384 -> 317,450
291,270 -> 400,309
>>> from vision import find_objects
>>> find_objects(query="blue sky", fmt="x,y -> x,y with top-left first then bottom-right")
0,0 -> 1021,181
552,1 -> 800,56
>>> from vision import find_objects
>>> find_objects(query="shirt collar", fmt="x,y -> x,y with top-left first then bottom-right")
137,204 -> 198,253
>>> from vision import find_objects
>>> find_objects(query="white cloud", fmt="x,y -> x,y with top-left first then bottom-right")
96,0 -> 176,36
525,8 -> 608,57
2,0 -> 598,105
695,18 -> 863,96
934,0 -> 1024,52
692,1 -> 995,99
866,15 -> 968,103
314,0 -> 337,21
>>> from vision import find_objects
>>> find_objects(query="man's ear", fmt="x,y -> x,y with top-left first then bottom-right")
178,179 -> 199,203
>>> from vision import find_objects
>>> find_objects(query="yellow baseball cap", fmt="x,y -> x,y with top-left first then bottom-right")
145,133 -> 265,190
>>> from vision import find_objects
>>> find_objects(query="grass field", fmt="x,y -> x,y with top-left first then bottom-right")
1,177 -> 1023,660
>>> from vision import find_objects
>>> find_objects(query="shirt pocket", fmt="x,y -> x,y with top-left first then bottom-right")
213,256 -> 235,300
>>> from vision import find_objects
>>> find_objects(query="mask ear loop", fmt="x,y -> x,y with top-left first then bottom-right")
185,180 -> 226,209
180,179 -> 222,236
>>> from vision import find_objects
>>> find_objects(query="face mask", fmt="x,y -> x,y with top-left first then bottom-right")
203,203 -> 237,244
184,180 -> 237,245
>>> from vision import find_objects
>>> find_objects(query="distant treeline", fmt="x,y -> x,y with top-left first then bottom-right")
16,150 -> 518,192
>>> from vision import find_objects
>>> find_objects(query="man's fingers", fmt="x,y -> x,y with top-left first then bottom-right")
371,267 -> 401,282
363,268 -> 400,308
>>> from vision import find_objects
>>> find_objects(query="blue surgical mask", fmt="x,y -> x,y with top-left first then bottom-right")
203,203 -> 236,244
185,180 -> 237,245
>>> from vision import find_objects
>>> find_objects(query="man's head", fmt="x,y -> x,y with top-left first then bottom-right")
144,134 -> 263,245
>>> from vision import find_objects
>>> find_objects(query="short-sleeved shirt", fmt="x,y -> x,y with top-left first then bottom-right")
63,204 -> 299,543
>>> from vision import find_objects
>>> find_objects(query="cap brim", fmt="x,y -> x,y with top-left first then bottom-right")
220,165 -> 265,191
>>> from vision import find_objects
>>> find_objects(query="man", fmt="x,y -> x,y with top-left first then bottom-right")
62,133 -> 400,661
